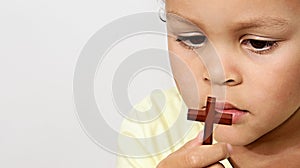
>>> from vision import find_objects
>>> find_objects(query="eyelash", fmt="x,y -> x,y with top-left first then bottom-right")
175,34 -> 280,55
175,34 -> 207,50
240,39 -> 279,55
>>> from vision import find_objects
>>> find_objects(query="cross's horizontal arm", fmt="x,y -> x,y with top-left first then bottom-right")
187,109 -> 233,125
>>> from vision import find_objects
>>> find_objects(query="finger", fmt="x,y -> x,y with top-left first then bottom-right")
207,162 -> 225,168
157,131 -> 203,168
158,143 -> 232,168
180,143 -> 232,168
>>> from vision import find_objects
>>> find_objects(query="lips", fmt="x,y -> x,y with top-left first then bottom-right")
212,102 -> 248,124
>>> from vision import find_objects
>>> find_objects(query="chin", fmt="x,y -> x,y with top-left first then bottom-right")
214,126 -> 259,146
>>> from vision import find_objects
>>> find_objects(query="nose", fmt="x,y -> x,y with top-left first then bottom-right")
223,71 -> 242,86
197,41 -> 243,87
202,64 -> 242,86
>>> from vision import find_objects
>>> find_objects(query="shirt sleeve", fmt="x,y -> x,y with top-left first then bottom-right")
116,88 -> 203,168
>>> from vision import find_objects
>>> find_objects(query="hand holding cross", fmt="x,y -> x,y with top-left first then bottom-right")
187,97 -> 233,145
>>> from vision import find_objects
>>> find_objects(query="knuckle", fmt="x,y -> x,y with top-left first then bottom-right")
185,154 -> 196,167
184,151 -> 200,167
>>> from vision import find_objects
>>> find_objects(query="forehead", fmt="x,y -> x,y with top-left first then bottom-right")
165,0 -> 300,26
165,0 -> 300,12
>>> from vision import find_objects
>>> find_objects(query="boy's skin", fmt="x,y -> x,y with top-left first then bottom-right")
158,0 -> 300,167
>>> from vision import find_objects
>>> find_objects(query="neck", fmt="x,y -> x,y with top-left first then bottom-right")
230,107 -> 300,167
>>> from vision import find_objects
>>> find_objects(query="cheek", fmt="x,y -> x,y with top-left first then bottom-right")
266,37 -> 300,105
216,45 -> 300,145
252,50 -> 300,115
260,62 -> 300,122
168,41 -> 209,108
229,53 -> 300,144
242,39 -> 300,114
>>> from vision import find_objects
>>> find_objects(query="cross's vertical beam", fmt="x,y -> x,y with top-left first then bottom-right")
187,96 -> 233,145
202,97 -> 216,145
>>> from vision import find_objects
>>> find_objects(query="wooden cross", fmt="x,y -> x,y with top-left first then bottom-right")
187,96 -> 233,145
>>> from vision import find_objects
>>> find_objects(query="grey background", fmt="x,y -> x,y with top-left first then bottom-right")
0,0 -> 169,167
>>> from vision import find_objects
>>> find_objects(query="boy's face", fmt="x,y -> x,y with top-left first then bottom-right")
166,0 -> 300,145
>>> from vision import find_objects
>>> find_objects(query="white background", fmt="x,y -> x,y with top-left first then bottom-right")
0,0 -> 165,167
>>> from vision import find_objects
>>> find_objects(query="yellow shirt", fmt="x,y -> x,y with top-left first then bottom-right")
117,88 -> 232,168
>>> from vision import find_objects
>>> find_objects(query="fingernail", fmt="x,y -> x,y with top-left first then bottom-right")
227,143 -> 233,155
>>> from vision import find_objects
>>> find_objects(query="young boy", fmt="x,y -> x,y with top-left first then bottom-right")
117,0 -> 300,167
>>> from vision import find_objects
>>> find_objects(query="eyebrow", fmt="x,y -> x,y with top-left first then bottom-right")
234,17 -> 289,31
167,11 -> 289,32
166,12 -> 199,26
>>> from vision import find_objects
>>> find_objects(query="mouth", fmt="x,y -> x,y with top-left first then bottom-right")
204,102 -> 249,124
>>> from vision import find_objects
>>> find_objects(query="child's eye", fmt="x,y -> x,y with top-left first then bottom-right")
176,32 -> 207,49
241,38 -> 279,55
